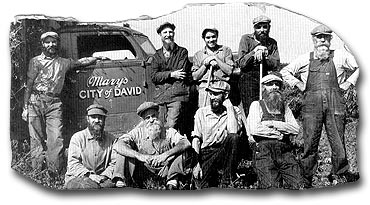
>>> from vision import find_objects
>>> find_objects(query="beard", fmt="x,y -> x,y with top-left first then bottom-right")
314,45 -> 330,60
162,40 -> 175,51
262,89 -> 285,113
210,96 -> 225,113
254,30 -> 270,43
42,46 -> 58,57
88,122 -> 104,139
146,119 -> 163,140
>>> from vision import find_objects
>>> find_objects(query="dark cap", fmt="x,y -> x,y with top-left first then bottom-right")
156,22 -> 176,34
206,81 -> 230,93
136,102 -> 159,117
311,24 -> 332,36
253,15 -> 271,25
86,104 -> 108,116
40,31 -> 59,42
201,28 -> 219,39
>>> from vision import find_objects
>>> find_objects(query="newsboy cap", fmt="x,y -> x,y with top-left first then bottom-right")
86,104 -> 108,116
40,31 -> 60,42
253,15 -> 271,25
311,24 -> 332,36
136,102 -> 159,117
206,81 -> 230,93
156,22 -> 176,34
261,74 -> 283,84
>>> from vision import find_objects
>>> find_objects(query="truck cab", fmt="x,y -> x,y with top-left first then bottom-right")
59,23 -> 156,137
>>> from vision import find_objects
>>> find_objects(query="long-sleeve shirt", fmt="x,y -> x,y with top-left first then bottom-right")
280,49 -> 359,89
246,101 -> 299,139
65,128 -> 117,184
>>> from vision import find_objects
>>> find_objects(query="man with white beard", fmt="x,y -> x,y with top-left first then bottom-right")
280,24 -> 360,188
112,102 -> 191,190
246,74 -> 303,189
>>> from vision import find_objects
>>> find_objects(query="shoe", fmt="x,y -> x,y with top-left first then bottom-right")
114,178 -> 127,188
166,179 -> 179,190
341,172 -> 360,183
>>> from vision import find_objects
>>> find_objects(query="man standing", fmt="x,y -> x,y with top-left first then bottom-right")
246,74 -> 303,189
191,81 -> 243,188
64,104 -> 117,189
280,24 -> 359,188
22,31 -> 103,174
237,15 -> 280,118
151,22 -> 192,135
191,28 -> 234,107
113,102 -> 191,190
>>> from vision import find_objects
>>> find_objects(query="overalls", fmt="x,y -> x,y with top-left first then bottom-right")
300,52 -> 349,187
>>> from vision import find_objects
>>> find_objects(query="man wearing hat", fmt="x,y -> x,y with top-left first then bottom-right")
191,81 -> 243,188
191,27 -> 235,108
237,15 -> 280,118
151,22 -> 192,136
64,104 -> 117,189
21,31 -> 105,174
280,24 -> 360,188
246,73 -> 303,189
112,101 -> 191,189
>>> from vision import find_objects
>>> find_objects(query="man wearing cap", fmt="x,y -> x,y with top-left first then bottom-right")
246,73 -> 303,189
191,81 -> 243,188
21,31 -> 105,174
64,104 -> 117,189
151,22 -> 192,135
280,24 -> 359,188
112,101 -> 191,189
191,28 -> 234,108
237,15 -> 280,118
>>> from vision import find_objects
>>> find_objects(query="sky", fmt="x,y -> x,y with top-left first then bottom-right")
1,0 -> 369,205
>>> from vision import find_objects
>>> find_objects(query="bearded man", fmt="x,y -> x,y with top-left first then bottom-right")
246,74 -> 303,189
64,104 -> 117,189
237,15 -> 280,118
150,22 -> 192,136
280,25 -> 360,188
112,102 -> 191,190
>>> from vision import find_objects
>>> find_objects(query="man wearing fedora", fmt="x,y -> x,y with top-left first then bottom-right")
64,104 -> 117,189
112,101 -> 191,190
280,24 -> 360,188
21,31 -> 104,174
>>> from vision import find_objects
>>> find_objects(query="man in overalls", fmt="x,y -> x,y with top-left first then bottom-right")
280,24 -> 359,188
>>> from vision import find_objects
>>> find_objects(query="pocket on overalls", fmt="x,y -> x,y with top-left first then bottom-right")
333,90 -> 345,115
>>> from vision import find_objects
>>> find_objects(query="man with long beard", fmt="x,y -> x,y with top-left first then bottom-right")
64,104 -> 117,189
151,22 -> 192,136
112,102 -> 191,190
246,74 -> 302,189
191,81 -> 242,188
280,25 -> 360,188
237,15 -> 280,119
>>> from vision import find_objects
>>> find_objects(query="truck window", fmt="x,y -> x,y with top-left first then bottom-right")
77,35 -> 137,60
133,34 -> 156,55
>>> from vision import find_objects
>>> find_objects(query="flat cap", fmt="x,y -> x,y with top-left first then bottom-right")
261,74 -> 283,84
253,15 -> 271,25
86,104 -> 108,116
137,101 -> 159,117
40,31 -> 59,42
206,81 -> 230,93
311,24 -> 332,36
156,22 -> 176,34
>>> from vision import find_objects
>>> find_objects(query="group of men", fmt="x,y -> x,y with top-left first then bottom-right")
21,14 -> 359,190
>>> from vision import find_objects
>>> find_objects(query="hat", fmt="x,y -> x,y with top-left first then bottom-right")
311,25 -> 332,36
136,102 -> 159,117
86,104 -> 108,116
253,15 -> 271,25
156,22 -> 176,34
201,28 -> 219,38
206,81 -> 230,93
40,31 -> 59,42
261,74 -> 283,84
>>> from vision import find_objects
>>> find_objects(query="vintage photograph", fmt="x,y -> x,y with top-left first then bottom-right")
9,2 -> 360,191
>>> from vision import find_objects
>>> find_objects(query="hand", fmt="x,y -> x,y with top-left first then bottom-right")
137,154 -> 152,164
192,163 -> 203,180
21,107 -> 28,121
209,59 -> 218,67
222,98 -> 233,108
149,153 -> 169,167
296,81 -> 305,92
253,46 -> 268,62
95,56 -> 110,61
170,70 -> 186,80
203,56 -> 216,66
89,174 -> 106,183
339,81 -> 352,91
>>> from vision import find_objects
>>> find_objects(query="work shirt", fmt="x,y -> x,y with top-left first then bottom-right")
192,45 -> 234,83
65,128 -> 117,184
246,100 -> 299,139
192,106 -> 242,148
280,49 -> 359,89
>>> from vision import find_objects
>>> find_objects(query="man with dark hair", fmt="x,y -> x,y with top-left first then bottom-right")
22,31 -> 104,174
64,104 -> 117,189
151,22 -> 192,135
246,74 -> 303,189
280,24 -> 360,188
